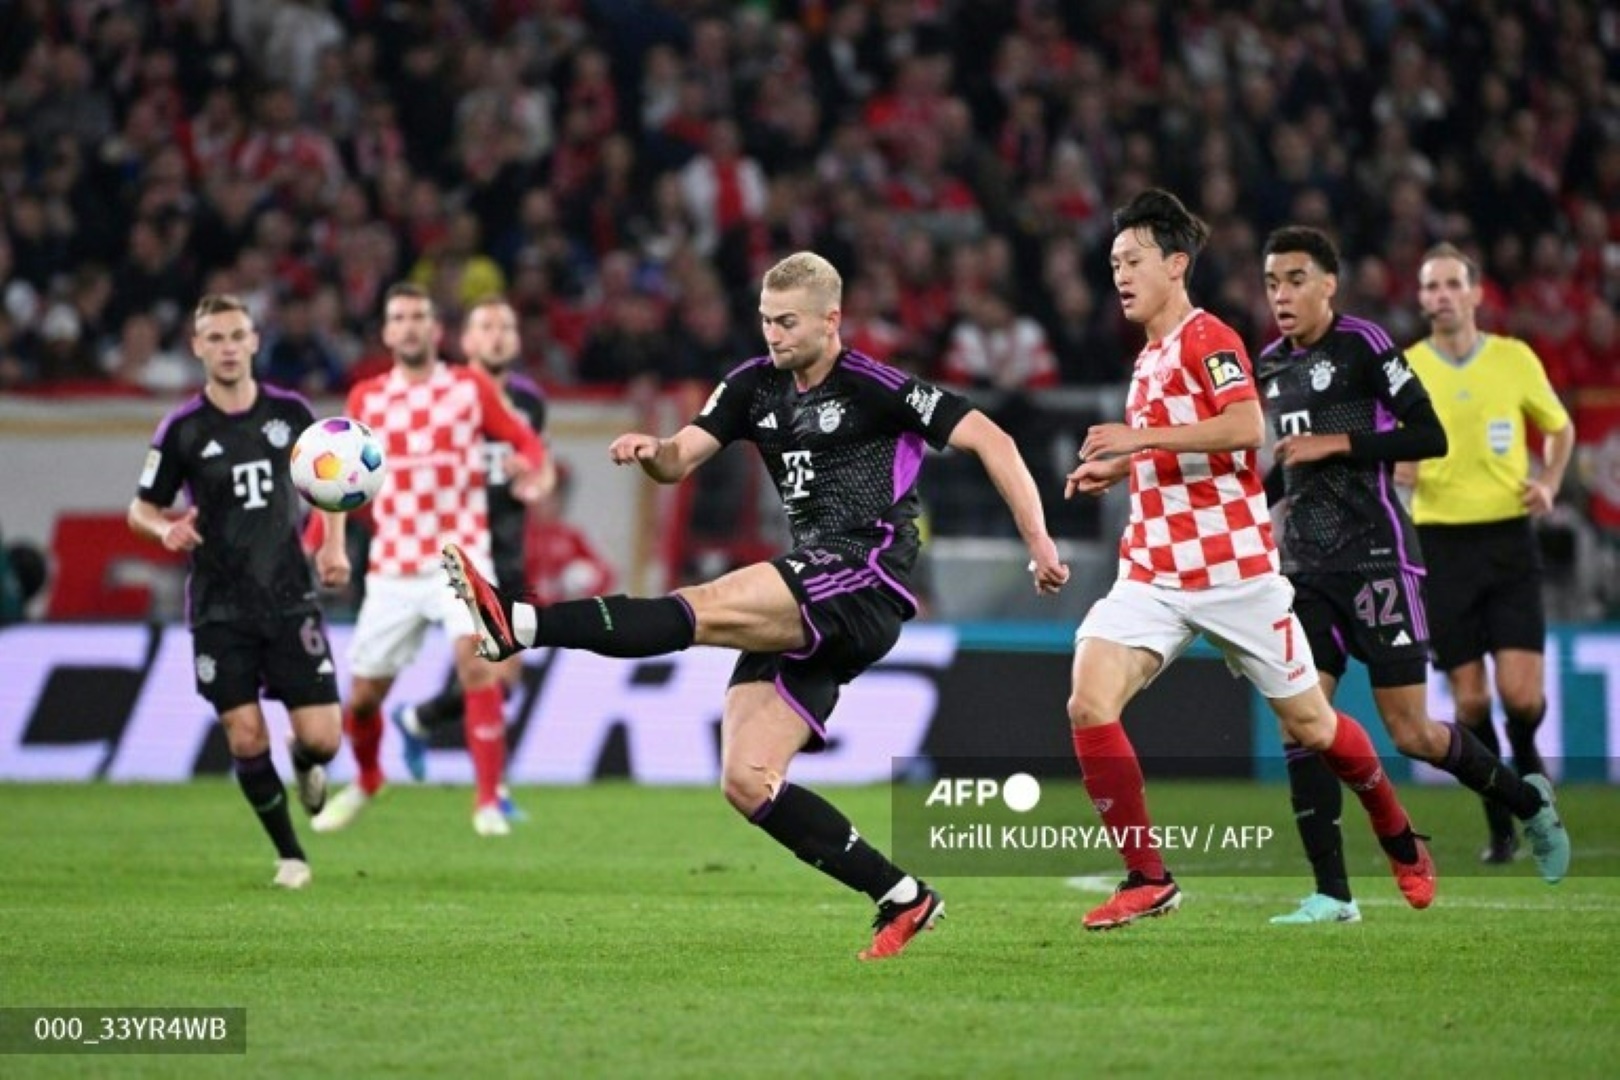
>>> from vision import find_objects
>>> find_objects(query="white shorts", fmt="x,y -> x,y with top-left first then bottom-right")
1077,575 -> 1319,700
349,570 -> 478,679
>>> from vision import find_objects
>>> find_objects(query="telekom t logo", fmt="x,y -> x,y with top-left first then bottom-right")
232,460 -> 274,509
781,450 -> 814,500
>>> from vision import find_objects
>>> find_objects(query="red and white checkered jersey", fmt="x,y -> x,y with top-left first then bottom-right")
1118,308 -> 1277,589
348,362 -> 545,578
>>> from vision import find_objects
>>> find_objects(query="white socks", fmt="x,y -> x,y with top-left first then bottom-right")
513,603 -> 537,647
878,875 -> 919,907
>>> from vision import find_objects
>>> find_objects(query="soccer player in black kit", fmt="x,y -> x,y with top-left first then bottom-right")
443,251 -> 1070,959
390,297 -> 550,812
128,295 -> 349,889
1257,228 -> 1570,923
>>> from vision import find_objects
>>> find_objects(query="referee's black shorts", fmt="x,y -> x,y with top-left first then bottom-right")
1417,517 -> 1546,671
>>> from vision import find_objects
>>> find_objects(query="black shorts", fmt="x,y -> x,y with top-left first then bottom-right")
1292,571 -> 1431,688
1418,518 -> 1546,670
728,541 -> 914,751
191,612 -> 340,713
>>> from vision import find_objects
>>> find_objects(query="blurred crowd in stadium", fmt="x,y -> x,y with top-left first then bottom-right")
0,0 -> 1614,396
2,1 -> 1619,600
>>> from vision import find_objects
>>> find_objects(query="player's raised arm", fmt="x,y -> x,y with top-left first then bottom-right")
608,424 -> 722,484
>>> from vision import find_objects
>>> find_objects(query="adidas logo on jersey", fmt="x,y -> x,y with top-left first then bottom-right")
757,413 -> 779,429
1391,630 -> 1413,646
201,440 -> 224,458
317,658 -> 335,674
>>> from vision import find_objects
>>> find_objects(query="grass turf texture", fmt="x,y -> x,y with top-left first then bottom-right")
2,781 -> 1617,1078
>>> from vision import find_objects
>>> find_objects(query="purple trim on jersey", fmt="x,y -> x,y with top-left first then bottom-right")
1373,400 -> 1422,575
841,349 -> 908,389
506,372 -> 545,400
775,674 -> 828,743
670,592 -> 697,632
1337,314 -> 1396,352
894,431 -> 925,504
723,355 -> 773,381
748,781 -> 789,823
868,521 -> 919,612
1330,624 -> 1346,657
259,382 -> 315,415
150,394 -> 209,446
783,602 -> 825,660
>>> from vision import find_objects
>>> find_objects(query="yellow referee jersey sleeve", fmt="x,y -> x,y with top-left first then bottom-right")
1403,334 -> 1571,526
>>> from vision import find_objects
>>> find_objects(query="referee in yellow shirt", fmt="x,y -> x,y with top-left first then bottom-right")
1404,243 -> 1576,865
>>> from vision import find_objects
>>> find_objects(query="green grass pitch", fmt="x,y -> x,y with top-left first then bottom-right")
2,781 -> 1618,1078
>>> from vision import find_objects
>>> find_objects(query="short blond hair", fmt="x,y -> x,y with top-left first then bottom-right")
192,294 -> 251,326
763,251 -> 842,309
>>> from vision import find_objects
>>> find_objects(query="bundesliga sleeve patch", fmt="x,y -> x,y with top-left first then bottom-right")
1203,350 -> 1248,390
139,448 -> 161,488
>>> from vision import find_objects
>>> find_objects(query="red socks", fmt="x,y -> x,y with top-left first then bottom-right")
463,685 -> 507,809
345,708 -> 384,795
1072,723 -> 1166,881
1320,711 -> 1411,839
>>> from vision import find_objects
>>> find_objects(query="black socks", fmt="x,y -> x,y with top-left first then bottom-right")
1504,704 -> 1547,777
534,595 -> 695,658
1285,747 -> 1351,902
234,751 -> 304,861
751,783 -> 905,902
1436,722 -> 1544,820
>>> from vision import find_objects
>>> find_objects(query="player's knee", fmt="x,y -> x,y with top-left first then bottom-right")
1452,692 -> 1492,727
223,728 -> 271,758
720,768 -> 770,818
1066,689 -> 1113,729
1500,691 -> 1544,726
1388,716 -> 1443,761
301,731 -> 341,762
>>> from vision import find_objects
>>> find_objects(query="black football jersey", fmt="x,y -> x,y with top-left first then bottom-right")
137,386 -> 321,626
1256,314 -> 1431,574
481,371 -> 547,584
691,349 -> 974,555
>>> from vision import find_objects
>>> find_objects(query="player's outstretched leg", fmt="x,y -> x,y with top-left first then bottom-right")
443,543 -> 695,661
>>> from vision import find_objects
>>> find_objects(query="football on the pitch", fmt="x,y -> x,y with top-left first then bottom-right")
290,417 -> 386,512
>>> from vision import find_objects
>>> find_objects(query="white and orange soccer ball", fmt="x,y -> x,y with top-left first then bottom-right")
289,417 -> 387,512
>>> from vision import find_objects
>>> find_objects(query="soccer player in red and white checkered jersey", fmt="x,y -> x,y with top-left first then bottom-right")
1063,189 -> 1435,930
312,284 -> 546,837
